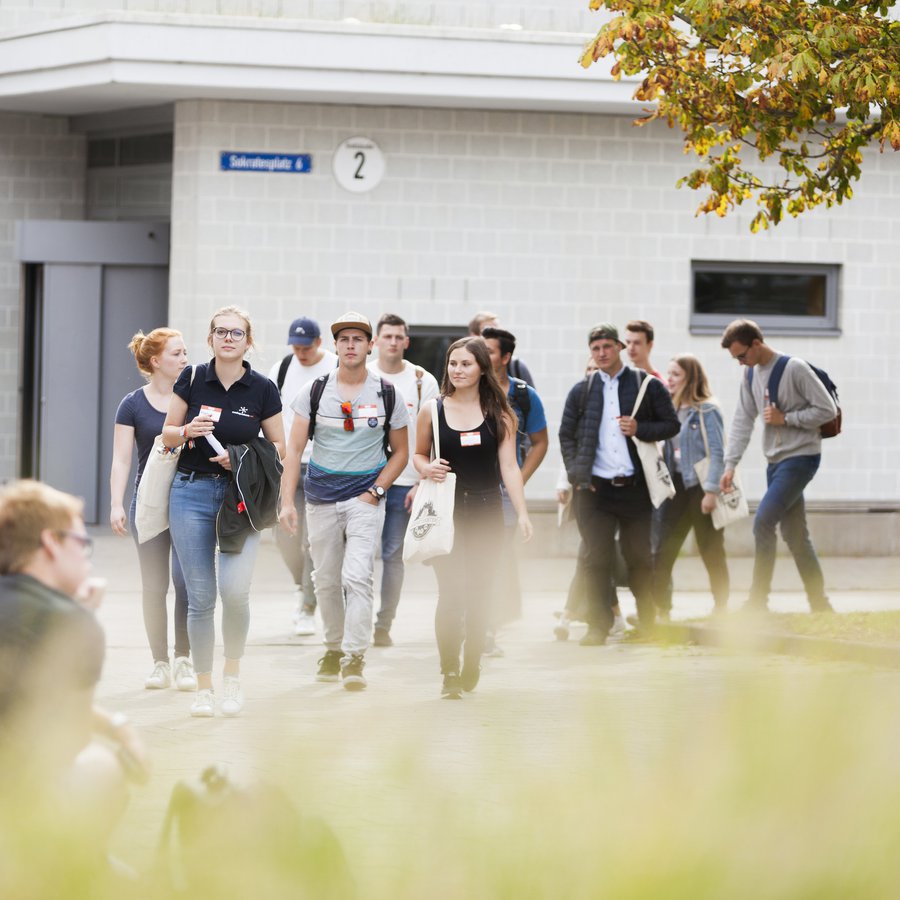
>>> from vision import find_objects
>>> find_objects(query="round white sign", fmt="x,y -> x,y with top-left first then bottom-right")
332,136 -> 385,193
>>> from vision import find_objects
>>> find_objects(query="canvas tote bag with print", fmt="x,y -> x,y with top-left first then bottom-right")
135,366 -> 195,543
693,406 -> 750,530
630,372 -> 677,509
403,399 -> 456,565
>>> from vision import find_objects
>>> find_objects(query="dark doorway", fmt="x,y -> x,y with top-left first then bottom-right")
407,324 -> 466,383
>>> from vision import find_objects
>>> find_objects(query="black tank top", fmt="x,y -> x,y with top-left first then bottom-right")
437,399 -> 500,494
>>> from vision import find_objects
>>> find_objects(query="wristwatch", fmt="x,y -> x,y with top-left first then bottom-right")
368,485 -> 386,502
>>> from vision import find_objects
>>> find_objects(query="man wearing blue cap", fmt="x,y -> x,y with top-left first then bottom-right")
268,317 -> 336,636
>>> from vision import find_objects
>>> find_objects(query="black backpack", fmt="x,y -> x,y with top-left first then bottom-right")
307,373 -> 396,454
275,353 -> 293,392
508,377 -> 531,431
747,356 -> 841,438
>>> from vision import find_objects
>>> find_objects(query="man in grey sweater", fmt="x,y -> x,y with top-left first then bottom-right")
719,319 -> 838,612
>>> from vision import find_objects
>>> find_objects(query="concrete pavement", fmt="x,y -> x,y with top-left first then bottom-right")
88,529 -> 900,875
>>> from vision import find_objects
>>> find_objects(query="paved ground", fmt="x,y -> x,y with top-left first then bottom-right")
89,529 -> 900,877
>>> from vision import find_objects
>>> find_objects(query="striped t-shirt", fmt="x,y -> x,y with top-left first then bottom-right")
292,370 -> 410,503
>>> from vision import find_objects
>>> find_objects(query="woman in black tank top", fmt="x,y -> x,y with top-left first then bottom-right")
413,337 -> 533,699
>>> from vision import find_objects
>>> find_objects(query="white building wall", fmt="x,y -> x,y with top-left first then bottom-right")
169,98 -> 900,505
0,113 -> 85,478
0,1 -> 594,33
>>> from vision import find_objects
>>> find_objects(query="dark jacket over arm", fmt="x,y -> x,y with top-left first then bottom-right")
217,437 -> 284,553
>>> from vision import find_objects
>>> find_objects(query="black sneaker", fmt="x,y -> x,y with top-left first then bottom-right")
373,627 -> 393,647
441,673 -> 462,699
579,627 -> 607,646
316,650 -> 344,682
341,653 -> 367,691
460,661 -> 480,693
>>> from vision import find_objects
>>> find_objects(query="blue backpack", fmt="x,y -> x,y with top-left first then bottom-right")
747,356 -> 841,438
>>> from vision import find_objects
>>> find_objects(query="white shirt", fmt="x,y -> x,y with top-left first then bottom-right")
268,350 -> 337,464
368,358 -> 440,486
592,368 -> 635,478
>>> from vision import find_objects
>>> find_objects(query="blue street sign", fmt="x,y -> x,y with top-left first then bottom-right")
220,152 -> 312,173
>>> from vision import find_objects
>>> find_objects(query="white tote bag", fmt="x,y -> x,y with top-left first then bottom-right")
630,373 -> 676,509
135,366 -> 194,543
694,408 -> 750,530
135,435 -> 181,543
402,400 -> 456,565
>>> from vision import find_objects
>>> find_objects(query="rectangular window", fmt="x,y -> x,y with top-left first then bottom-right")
690,261 -> 840,335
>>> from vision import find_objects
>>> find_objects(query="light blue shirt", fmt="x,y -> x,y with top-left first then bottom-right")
591,368 -> 635,478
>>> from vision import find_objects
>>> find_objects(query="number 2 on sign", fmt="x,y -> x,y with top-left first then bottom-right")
354,152 -> 365,179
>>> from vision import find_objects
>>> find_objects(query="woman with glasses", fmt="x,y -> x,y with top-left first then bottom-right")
110,327 -> 196,693
653,354 -> 730,616
412,336 -> 532,699
163,306 -> 284,717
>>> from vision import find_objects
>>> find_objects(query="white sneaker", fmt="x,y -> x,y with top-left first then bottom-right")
293,609 -> 316,636
145,660 -> 171,690
220,676 -> 244,717
190,688 -> 215,718
173,656 -> 198,692
610,614 -> 628,637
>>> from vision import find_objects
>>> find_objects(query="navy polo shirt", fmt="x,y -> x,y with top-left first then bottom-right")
174,360 -> 281,475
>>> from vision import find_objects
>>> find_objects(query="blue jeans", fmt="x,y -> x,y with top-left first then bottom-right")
376,484 -> 412,632
749,454 -> 827,609
169,473 -> 262,675
129,492 -> 189,662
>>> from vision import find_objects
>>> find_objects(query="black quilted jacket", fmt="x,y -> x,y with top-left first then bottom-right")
558,368 -> 680,490
217,437 -> 283,553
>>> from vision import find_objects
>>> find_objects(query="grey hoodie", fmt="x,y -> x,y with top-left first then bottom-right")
724,352 -> 837,468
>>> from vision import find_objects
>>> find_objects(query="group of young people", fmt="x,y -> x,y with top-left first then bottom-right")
103,307 -> 837,716
108,306 -> 536,713
556,317 -> 837,645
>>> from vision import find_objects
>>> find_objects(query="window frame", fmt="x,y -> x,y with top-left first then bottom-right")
689,260 -> 841,336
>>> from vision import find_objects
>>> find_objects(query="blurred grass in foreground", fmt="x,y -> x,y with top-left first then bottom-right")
4,662 -> 900,899
770,611 -> 900,644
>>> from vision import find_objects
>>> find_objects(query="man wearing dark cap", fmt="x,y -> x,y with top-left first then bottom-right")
268,317 -> 336,636
558,323 -> 679,645
279,312 -> 409,691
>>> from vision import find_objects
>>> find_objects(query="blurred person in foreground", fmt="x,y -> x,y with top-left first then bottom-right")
0,480 -> 149,874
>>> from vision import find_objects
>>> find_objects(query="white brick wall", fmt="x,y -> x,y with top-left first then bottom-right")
0,113 -> 85,478
169,99 -> 900,504
0,1 -> 596,33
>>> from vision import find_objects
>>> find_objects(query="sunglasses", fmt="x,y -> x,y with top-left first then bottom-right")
341,400 -> 354,432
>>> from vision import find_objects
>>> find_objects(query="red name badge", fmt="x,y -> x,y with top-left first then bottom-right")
460,431 -> 481,447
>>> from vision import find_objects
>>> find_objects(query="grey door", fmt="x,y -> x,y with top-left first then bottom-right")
17,221 -> 170,524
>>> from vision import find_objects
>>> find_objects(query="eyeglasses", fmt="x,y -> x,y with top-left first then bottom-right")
735,348 -> 752,362
340,400 -> 355,432
57,530 -> 93,557
211,327 -> 246,341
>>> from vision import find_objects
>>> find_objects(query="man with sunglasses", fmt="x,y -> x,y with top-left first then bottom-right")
720,319 -> 837,613
279,312 -> 409,690
0,479 -> 149,860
